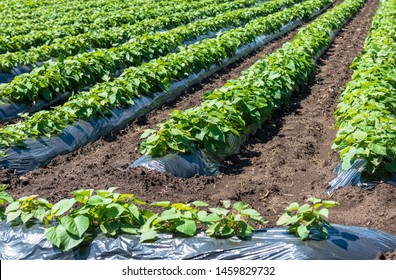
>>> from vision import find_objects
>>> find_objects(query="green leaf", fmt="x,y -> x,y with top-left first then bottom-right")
297,225 -> 310,240
237,220 -> 254,236
157,208 -> 180,221
5,201 -> 20,213
322,200 -> 339,208
61,215 -> 89,238
307,197 -> 321,204
88,195 -> 112,205
45,227 -> 61,248
196,211 -> 208,222
57,224 -> 85,251
209,207 -> 229,216
276,212 -> 291,226
181,211 -> 192,219
233,201 -> 247,212
140,214 -> 158,234
176,219 -> 196,236
0,190 -> 14,204
241,208 -> 261,217
318,208 -> 329,218
352,130 -> 368,140
140,228 -> 157,242
206,223 -> 221,236
120,223 -> 138,235
220,224 -> 234,236
32,207 -> 47,222
7,210 -> 21,223
52,198 -> 76,216
105,203 -> 125,218
100,221 -> 120,236
297,204 -> 311,214
192,201 -> 209,207
140,129 -> 157,139
171,203 -> 192,210
318,225 -> 329,239
150,201 -> 170,207
128,204 -> 141,220
369,143 -> 387,156
286,202 -> 299,211
20,212 -> 33,224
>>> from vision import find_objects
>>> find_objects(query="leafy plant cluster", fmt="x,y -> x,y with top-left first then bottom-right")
0,0 -> 259,73
139,0 -> 365,157
0,0 -> 328,154
276,197 -> 339,239
3,187 -> 268,251
332,0 -> 396,177
0,0 -> 203,53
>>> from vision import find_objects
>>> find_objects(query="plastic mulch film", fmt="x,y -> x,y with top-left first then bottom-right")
1,222 -> 395,260
326,159 -> 396,195
0,11 -> 328,173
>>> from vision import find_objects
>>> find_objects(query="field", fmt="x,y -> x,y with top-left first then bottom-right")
0,0 -> 395,258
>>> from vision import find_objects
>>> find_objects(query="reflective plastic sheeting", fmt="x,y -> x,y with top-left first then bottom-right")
1,223 -> 395,260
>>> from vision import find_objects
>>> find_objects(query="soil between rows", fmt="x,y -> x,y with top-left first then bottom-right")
1,0 -> 395,255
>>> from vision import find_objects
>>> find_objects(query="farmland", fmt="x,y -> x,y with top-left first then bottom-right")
0,0 -> 395,256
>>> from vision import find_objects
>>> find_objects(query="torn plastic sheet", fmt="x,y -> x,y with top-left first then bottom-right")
0,222 -> 395,260
326,159 -> 396,195
0,11 -> 326,173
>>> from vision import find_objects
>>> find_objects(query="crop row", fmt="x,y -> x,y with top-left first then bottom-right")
332,0 -> 396,177
0,0 -> 331,155
0,0 -> 301,108
0,0 -> 259,73
139,0 -> 366,161
0,186 -> 337,251
0,0 -> 228,54
0,0 -> 165,36
0,0 -> 141,34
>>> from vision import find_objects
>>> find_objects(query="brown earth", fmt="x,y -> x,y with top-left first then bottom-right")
1,0 -> 395,258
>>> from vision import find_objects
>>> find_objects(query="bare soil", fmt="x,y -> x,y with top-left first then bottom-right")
1,0 -> 395,258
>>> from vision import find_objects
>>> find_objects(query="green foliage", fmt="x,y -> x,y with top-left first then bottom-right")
0,184 -> 14,221
0,186 -> 267,251
5,194 -> 53,225
44,188 -> 146,251
0,0 -> 228,54
203,200 -> 267,238
276,197 -> 339,240
332,0 -> 396,177
0,186 -> 343,249
141,199 -> 267,242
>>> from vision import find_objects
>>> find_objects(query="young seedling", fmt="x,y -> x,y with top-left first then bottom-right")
202,200 -> 268,239
276,197 -> 339,240
140,199 -> 268,242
